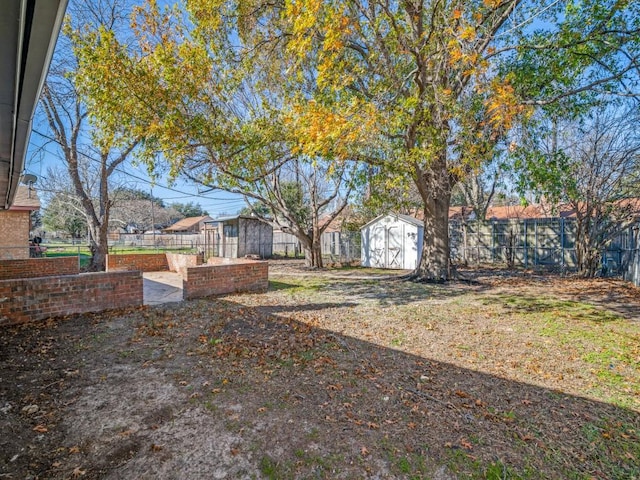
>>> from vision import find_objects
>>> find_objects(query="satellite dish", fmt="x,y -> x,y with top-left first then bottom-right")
21,173 -> 38,185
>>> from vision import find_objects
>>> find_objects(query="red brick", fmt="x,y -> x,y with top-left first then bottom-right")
183,260 -> 268,299
0,271 -> 143,326
0,257 -> 79,280
106,254 -> 169,272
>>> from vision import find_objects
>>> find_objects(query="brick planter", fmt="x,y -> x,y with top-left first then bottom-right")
0,271 -> 143,326
106,253 -> 169,272
0,257 -> 79,280
165,253 -> 203,275
183,259 -> 268,300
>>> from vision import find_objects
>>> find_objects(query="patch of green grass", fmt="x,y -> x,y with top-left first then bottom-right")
395,456 -> 411,473
484,460 -> 534,480
268,277 -> 328,294
571,419 -> 640,479
485,293 -> 639,408
268,280 -> 299,291
447,450 -> 534,479
390,332 -> 407,347
493,295 -> 622,323
290,451 -> 344,473
203,400 -> 217,412
332,265 -> 396,275
306,428 -> 320,440
259,456 -> 282,480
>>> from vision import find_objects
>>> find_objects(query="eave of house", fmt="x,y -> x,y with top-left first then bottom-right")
0,0 -> 68,210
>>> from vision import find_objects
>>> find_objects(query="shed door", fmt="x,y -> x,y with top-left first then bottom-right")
370,226 -> 385,268
386,225 -> 403,269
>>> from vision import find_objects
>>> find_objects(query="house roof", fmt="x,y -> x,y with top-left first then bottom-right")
485,204 -> 555,220
318,207 -> 356,233
448,203 -> 580,221
1,1 -> 68,209
164,215 -> 212,231
9,185 -> 40,211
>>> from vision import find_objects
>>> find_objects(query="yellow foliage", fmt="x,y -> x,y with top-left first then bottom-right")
484,79 -> 533,133
459,26 -> 476,41
449,47 -> 464,64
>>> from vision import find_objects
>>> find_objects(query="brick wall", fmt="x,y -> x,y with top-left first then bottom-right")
166,253 -> 203,275
0,271 -> 143,326
0,257 -> 79,280
0,211 -> 30,260
106,253 -> 169,272
183,259 -> 268,300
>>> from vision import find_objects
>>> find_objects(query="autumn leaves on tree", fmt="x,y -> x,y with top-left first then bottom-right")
71,0 -> 639,278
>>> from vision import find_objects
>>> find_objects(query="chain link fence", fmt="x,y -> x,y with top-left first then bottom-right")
272,230 -> 361,264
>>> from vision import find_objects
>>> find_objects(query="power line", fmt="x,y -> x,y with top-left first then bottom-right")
29,129 -> 248,205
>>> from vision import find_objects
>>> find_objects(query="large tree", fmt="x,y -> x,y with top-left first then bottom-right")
38,0 -> 139,271
170,202 -> 209,218
227,158 -> 356,268
515,104 -> 640,277
72,0 -> 363,267
73,0 -> 639,279
283,0 -> 640,280
40,167 -> 88,240
110,187 -> 181,232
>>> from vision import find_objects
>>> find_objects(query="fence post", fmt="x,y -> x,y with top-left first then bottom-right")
534,220 -> 538,266
491,221 -> 496,262
463,222 -> 468,265
560,218 -> 565,271
523,220 -> 528,268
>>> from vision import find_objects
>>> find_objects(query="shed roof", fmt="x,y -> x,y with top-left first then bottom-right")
206,214 -> 265,223
360,213 -> 423,230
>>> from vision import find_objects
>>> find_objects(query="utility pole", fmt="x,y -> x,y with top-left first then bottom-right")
151,188 -> 156,248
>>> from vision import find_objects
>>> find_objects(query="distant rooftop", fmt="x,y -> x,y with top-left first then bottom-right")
164,215 -> 212,231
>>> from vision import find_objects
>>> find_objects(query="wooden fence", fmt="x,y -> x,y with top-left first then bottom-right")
449,218 -> 639,276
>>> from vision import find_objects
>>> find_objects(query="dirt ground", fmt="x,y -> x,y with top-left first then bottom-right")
1,260 -> 639,479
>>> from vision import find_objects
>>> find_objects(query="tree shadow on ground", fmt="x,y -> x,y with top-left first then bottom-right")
0,296 -> 638,480
482,294 -> 624,323
286,276 -> 492,307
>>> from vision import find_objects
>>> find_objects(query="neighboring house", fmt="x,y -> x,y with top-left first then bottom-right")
448,204 -> 574,222
0,185 -> 41,259
204,215 -> 273,259
361,213 -> 423,270
163,216 -> 212,234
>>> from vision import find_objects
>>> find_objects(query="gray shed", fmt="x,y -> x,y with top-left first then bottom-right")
360,213 -> 423,269
204,215 -> 273,259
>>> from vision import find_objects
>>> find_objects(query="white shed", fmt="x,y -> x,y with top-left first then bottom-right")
360,214 -> 423,269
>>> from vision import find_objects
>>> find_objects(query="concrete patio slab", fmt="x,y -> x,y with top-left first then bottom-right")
143,271 -> 184,305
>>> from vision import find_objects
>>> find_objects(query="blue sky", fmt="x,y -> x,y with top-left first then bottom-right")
25,124 -> 248,218
23,0 -> 248,219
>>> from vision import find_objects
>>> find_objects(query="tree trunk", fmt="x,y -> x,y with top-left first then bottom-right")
303,237 -> 323,268
87,220 -> 109,272
413,151 -> 453,282
576,241 -> 601,277
415,192 -> 451,281
575,215 -> 601,278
